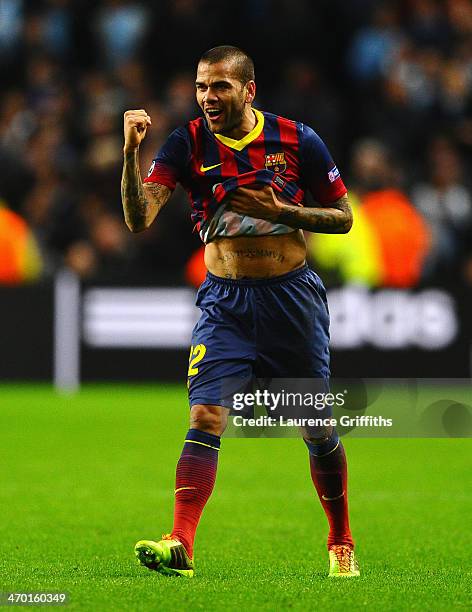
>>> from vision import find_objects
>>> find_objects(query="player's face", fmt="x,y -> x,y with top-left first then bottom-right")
196,60 -> 253,134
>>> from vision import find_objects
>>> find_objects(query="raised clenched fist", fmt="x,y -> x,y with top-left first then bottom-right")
123,109 -> 152,152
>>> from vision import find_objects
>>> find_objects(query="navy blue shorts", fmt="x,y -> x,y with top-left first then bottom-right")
187,264 -> 330,407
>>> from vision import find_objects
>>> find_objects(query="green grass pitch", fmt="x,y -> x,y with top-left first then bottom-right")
1,384 -> 471,610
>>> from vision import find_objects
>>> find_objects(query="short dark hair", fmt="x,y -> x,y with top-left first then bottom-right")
199,45 -> 255,84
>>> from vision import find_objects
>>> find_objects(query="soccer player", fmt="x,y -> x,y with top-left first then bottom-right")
121,46 -> 359,578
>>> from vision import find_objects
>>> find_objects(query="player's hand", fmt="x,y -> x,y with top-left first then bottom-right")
227,185 -> 283,221
123,109 -> 152,152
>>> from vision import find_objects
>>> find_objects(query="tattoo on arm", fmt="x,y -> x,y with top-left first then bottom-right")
121,149 -> 171,232
277,194 -> 353,234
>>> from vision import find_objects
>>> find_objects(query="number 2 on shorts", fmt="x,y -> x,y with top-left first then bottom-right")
188,344 -> 207,377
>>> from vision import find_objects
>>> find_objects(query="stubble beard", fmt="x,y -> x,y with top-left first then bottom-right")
227,109 -> 244,135
208,99 -> 246,136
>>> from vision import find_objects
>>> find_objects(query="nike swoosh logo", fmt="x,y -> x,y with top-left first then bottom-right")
174,486 -> 197,494
322,491 -> 345,501
200,163 -> 223,172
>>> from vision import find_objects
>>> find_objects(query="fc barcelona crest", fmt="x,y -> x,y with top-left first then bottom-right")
265,152 -> 286,174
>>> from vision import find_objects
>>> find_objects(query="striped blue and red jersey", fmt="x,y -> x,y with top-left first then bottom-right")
144,109 -> 347,243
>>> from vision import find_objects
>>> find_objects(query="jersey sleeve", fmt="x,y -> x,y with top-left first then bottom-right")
143,126 -> 191,189
299,124 -> 347,204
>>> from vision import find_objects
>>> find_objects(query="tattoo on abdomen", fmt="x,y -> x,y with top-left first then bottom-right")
217,249 -> 286,264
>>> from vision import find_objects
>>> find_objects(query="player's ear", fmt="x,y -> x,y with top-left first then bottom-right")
245,81 -> 256,104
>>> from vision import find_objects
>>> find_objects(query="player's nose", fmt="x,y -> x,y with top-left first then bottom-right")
204,88 -> 218,104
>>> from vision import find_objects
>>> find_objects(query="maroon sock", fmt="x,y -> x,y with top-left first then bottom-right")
308,439 -> 354,548
171,429 -> 220,558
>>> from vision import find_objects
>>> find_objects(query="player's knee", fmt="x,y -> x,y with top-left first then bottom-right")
303,424 -> 334,445
303,426 -> 340,457
190,404 -> 228,435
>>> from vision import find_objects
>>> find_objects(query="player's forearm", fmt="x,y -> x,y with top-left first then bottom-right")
277,195 -> 353,234
121,148 -> 152,232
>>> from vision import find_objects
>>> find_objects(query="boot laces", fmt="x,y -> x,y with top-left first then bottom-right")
331,545 -> 353,572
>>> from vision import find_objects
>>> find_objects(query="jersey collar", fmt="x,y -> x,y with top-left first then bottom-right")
214,109 -> 264,151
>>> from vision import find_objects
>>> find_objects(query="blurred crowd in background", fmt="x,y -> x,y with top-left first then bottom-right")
0,0 -> 471,289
